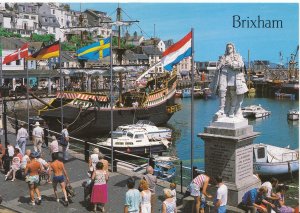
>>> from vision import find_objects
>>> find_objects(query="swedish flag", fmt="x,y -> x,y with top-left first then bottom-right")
77,38 -> 111,60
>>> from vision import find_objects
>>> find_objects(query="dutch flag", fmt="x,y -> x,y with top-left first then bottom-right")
161,31 -> 192,71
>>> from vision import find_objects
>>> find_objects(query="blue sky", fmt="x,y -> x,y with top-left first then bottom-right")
70,3 -> 299,64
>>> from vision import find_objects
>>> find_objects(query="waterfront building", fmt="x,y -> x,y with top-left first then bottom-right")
141,38 -> 166,52
124,31 -> 145,47
84,9 -> 112,39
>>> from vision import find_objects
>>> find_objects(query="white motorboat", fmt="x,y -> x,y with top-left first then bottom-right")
98,128 -> 170,156
287,109 -> 299,121
112,120 -> 172,140
242,104 -> 271,118
253,143 -> 299,176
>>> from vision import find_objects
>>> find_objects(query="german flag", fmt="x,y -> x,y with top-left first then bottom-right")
28,40 -> 59,60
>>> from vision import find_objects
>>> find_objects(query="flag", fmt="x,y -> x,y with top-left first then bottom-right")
2,43 -> 28,64
77,38 -> 111,60
161,32 -> 192,71
28,41 -> 59,60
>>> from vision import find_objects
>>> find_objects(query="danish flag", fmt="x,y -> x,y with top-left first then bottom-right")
2,43 -> 29,64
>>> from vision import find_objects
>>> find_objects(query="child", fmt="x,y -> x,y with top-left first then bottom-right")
162,188 -> 177,213
170,183 -> 177,203
139,179 -> 151,213
124,177 -> 141,213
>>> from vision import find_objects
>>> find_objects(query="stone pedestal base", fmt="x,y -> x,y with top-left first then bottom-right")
198,118 -> 261,206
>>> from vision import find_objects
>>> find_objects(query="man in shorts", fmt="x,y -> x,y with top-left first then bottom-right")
49,152 -> 70,206
25,151 -> 43,206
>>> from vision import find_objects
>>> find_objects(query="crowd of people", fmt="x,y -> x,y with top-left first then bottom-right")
0,122 -> 299,213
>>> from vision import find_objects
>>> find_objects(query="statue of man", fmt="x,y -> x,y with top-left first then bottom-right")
211,43 -> 248,119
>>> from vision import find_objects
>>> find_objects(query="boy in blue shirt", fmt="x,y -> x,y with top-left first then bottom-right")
124,177 -> 141,213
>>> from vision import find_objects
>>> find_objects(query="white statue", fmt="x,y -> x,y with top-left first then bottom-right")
211,43 -> 248,120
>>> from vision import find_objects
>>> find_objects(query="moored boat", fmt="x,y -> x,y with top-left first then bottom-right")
113,120 -> 172,140
242,104 -> 271,118
287,109 -> 299,121
181,88 -> 191,98
175,89 -> 182,98
97,128 -> 171,156
152,155 -> 178,181
253,143 -> 299,176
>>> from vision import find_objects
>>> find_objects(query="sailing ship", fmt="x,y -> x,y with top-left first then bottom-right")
38,7 -> 181,135
38,67 -> 180,135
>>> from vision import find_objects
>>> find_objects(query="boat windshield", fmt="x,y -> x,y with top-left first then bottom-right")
134,134 -> 144,139
127,132 -> 134,138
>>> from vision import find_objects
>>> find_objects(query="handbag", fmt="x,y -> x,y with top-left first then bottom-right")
59,131 -> 68,147
59,137 -> 68,146
66,184 -> 75,197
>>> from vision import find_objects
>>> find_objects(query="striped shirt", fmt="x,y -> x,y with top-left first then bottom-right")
193,174 -> 206,188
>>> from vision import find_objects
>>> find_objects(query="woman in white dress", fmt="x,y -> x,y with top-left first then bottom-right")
139,179 -> 151,213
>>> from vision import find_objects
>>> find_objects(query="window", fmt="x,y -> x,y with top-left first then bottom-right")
127,132 -> 134,138
53,27 -> 56,33
135,134 -> 144,139
31,16 -> 36,20
257,147 -> 265,159
44,18 -> 48,22
24,15 -> 29,19
16,60 -> 21,65
52,10 -> 55,15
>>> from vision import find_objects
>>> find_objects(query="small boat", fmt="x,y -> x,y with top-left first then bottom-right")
112,120 -> 172,140
175,90 -> 182,98
202,88 -> 212,100
181,88 -> 191,98
193,87 -> 203,98
97,128 -> 170,156
242,105 -> 271,118
253,143 -> 299,176
275,91 -> 296,100
287,109 -> 299,121
152,156 -> 178,181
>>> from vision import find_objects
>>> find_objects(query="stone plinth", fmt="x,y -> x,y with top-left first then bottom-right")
198,117 -> 261,206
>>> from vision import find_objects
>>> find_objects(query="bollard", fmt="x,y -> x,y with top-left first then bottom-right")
180,161 -> 183,194
112,150 -> 117,172
84,141 -> 89,163
15,115 -> 18,135
192,166 -> 197,179
3,100 -> 8,148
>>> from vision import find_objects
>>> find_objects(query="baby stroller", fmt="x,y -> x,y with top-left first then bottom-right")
82,179 -> 93,208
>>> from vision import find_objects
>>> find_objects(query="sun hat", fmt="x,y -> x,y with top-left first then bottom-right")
34,122 -> 40,126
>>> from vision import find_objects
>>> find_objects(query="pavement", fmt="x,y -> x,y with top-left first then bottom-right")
0,132 -> 183,213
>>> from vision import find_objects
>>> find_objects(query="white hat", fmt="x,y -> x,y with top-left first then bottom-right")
34,121 -> 40,126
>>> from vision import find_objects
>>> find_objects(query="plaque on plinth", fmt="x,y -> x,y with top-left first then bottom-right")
198,117 -> 261,206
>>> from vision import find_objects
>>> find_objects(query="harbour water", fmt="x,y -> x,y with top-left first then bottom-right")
168,97 -> 299,170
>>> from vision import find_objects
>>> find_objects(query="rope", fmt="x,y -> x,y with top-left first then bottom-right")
70,117 -> 95,135
68,107 -> 83,126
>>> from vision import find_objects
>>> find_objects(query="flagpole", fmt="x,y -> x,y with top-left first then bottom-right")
191,28 -> 195,180
25,58 -> 29,134
0,40 -> 2,87
59,39 -> 63,130
110,33 -> 114,172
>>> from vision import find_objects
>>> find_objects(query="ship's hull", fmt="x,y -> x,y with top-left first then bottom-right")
40,95 -> 176,136
99,144 -> 167,156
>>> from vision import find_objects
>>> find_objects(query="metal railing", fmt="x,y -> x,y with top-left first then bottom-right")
4,114 -> 204,194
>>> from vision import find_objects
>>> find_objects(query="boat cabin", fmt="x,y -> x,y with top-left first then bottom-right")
253,144 -> 268,163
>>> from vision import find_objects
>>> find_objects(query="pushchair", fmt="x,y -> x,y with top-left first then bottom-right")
82,179 -> 93,207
